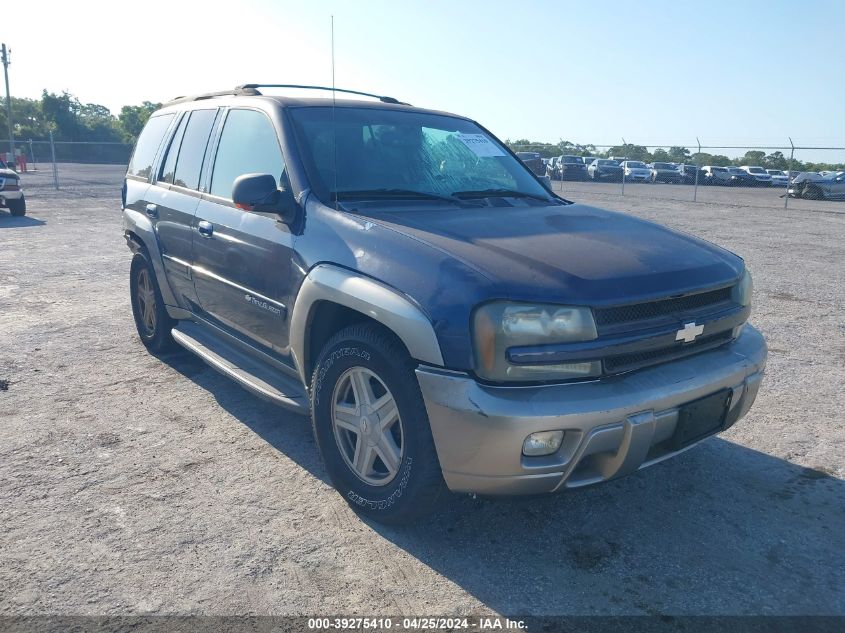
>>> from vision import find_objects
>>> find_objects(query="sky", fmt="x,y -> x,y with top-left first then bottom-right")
10,0 -> 845,160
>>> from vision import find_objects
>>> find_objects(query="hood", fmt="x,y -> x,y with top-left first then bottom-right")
368,203 -> 743,306
0,168 -> 18,178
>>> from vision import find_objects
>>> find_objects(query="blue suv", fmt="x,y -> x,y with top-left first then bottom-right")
123,84 -> 767,524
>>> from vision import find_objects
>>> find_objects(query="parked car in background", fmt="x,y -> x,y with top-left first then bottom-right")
766,169 -> 789,187
789,171 -> 845,199
702,165 -> 731,186
726,167 -> 757,187
515,152 -> 546,177
557,155 -> 587,181
739,166 -> 772,186
621,160 -> 652,182
678,164 -> 706,185
588,159 -> 623,181
581,157 -> 600,169
0,158 -> 26,216
514,152 -> 552,190
650,162 -> 682,184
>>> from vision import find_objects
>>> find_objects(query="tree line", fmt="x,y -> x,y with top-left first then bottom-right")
0,91 -> 160,146
506,139 -> 844,173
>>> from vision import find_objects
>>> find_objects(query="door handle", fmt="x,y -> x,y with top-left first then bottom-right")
145,203 -> 158,218
197,220 -> 214,237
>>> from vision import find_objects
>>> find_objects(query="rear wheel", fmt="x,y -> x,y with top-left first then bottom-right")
130,251 -> 176,353
310,323 -> 444,524
8,197 -> 25,217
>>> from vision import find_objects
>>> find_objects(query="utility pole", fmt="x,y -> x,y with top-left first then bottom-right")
1,43 -> 13,166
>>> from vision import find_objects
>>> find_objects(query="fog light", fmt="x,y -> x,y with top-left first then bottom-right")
522,430 -> 565,456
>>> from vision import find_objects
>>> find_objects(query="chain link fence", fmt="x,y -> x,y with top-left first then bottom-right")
6,135 -> 844,213
8,138 -> 131,197
511,141 -> 845,214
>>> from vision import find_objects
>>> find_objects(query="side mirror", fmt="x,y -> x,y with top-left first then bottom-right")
232,173 -> 298,221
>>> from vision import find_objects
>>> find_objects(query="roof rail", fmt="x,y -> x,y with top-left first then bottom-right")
166,84 -> 409,107
237,84 -> 409,105
165,86 -> 262,106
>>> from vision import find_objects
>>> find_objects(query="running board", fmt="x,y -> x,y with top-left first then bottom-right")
172,322 -> 308,413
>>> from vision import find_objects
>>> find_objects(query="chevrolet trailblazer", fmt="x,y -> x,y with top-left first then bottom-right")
122,84 -> 767,524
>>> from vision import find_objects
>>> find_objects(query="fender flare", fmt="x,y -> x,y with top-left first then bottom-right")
289,264 -> 445,384
123,208 -> 178,307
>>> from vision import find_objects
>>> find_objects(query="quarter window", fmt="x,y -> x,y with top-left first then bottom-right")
210,109 -> 284,199
158,115 -> 188,185
173,109 -> 218,190
128,114 -> 174,180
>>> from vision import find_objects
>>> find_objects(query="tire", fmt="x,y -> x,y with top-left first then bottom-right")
8,196 -> 25,217
129,250 -> 177,353
310,323 -> 445,524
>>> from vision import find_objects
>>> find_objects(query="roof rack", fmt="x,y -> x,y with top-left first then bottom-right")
166,84 -> 409,106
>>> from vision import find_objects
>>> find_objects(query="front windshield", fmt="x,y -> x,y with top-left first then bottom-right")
563,156 -> 582,164
627,161 -> 647,169
748,167 -> 766,174
598,160 -> 618,166
289,106 -> 551,203
653,163 -> 673,169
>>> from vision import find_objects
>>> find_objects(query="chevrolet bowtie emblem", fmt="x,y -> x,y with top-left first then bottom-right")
676,322 -> 704,343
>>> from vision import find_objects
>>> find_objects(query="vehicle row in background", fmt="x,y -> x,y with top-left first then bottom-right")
516,152 -> 802,188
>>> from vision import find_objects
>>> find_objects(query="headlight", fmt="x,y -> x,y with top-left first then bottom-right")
732,269 -> 753,307
472,302 -> 600,382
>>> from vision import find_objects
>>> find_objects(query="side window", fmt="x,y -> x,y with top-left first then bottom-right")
158,114 -> 188,185
173,109 -> 218,190
128,114 -> 174,179
210,109 -> 284,199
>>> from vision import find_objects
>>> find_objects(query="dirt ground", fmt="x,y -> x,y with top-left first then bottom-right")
1,166 -> 843,617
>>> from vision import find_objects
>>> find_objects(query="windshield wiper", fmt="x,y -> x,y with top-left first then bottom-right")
451,188 -> 554,202
332,188 -> 460,204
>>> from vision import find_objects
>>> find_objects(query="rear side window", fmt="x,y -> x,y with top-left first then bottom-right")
128,114 -> 174,179
210,109 -> 284,199
173,109 -> 217,190
158,115 -> 188,185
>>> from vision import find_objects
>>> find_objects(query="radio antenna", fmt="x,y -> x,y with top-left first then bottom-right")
331,15 -> 339,211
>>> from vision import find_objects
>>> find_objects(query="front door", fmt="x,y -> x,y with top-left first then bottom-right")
191,107 -> 296,358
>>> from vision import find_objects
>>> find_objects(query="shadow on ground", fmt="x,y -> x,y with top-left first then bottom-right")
0,213 -> 46,228
164,351 -> 844,615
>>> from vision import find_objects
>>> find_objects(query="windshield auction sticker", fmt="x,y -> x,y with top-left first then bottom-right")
455,133 -> 507,157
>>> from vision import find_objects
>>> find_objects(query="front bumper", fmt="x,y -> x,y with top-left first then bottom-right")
0,189 -> 23,204
417,325 -> 766,495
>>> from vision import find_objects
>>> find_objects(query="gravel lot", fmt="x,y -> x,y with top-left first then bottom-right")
1,166 -> 843,617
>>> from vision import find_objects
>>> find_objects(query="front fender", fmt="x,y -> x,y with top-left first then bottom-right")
289,264 -> 445,385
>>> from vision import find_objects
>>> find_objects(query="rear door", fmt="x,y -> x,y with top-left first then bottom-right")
143,108 -> 219,308
191,107 -> 296,357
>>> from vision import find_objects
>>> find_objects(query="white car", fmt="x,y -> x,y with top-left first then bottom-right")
739,166 -> 772,186
0,158 -> 25,216
766,169 -> 789,186
621,160 -> 652,182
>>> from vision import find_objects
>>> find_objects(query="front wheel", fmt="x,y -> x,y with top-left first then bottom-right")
310,323 -> 445,524
8,196 -> 25,217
